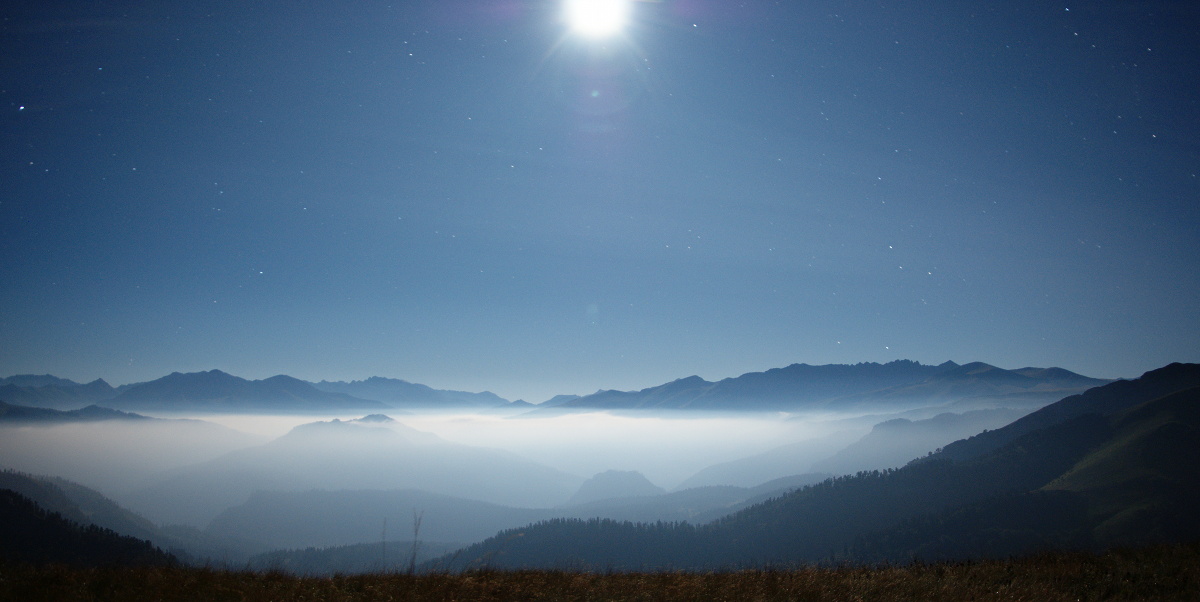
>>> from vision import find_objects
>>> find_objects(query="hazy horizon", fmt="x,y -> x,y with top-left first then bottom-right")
0,356 -> 1132,406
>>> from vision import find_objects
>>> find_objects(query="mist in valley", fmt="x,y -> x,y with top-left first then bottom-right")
0,397 -> 1038,565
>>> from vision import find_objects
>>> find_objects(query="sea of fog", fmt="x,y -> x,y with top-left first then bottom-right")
199,411 -> 841,490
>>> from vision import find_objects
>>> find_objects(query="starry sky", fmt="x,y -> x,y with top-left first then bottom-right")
2,1 -> 1198,403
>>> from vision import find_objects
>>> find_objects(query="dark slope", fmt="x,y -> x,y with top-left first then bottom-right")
0,470 -> 271,565
435,362 -> 1200,570
0,489 -> 176,567
1042,386 -> 1200,545
0,471 -> 178,565
851,384 -> 1200,562
107,370 -> 387,412
934,363 -> 1200,463
0,471 -> 160,543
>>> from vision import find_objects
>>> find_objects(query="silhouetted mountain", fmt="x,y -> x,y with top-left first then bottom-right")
106,370 -> 387,412
311,376 -> 510,408
0,377 -> 117,409
0,400 -> 150,423
544,360 -> 1105,412
432,362 -> 1200,570
0,471 -> 158,542
565,470 -> 666,506
1,374 -> 81,388
540,394 -> 581,406
1041,385 -> 1200,545
0,470 -> 246,565
127,416 -> 583,525
931,363 -> 1200,463
851,383 -> 1200,562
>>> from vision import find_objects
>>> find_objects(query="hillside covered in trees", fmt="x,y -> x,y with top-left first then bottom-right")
434,363 -> 1200,570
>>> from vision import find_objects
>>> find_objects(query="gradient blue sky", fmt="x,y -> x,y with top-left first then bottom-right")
2,1 -> 1198,402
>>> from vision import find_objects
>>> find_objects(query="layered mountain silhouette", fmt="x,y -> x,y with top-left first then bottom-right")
0,405 -> 264,494
0,489 -> 176,567
0,470 -> 213,565
0,375 -> 117,409
3,360 -> 1108,414
126,415 -> 583,525
0,400 -> 149,423
807,408 -> 1028,476
542,360 -> 1108,412
311,377 -> 511,409
1,370 -> 527,413
104,370 -> 388,412
203,473 -> 832,554
434,363 -> 1200,570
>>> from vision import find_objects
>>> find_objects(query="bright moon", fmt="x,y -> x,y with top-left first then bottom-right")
564,0 -> 629,38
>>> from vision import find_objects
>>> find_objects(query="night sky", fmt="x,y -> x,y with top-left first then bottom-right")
3,1 -> 1198,403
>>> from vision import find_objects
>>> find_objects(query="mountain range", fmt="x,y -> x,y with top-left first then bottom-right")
2,361 -> 1196,573
0,377 -> 118,409
433,362 -> 1200,570
101,370 -> 389,413
539,360 -> 1110,413
310,377 -> 512,408
2,359 -> 1110,414
0,400 -> 149,423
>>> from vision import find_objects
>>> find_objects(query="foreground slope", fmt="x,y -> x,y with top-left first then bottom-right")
0,470 -> 260,564
437,363 -> 1200,570
0,489 -> 176,567
3,544 -> 1197,601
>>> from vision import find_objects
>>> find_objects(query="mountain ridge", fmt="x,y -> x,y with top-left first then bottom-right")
104,370 -> 388,413
545,360 -> 1109,412
431,362 -> 1199,570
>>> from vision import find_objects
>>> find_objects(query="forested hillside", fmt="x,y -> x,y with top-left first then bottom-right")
435,364 -> 1200,570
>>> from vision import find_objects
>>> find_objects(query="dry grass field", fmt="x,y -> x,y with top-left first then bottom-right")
2,542 -> 1197,601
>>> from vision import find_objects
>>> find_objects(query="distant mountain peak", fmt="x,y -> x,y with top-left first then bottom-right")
545,359 -> 1107,413
566,470 -> 666,506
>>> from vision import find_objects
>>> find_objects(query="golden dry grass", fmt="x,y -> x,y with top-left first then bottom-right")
1,543 -> 1197,601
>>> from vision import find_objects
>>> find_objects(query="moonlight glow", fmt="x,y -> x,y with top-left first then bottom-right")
564,0 -> 629,38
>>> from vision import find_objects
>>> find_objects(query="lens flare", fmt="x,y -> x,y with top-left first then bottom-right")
564,0 -> 629,38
